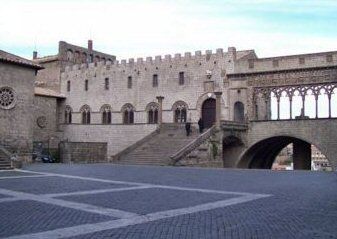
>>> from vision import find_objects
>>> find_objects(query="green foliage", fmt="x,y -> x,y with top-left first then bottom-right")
211,142 -> 218,158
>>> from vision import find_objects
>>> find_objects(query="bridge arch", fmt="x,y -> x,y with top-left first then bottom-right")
237,135 -> 330,170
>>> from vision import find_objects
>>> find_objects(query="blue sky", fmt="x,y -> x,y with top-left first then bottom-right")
0,0 -> 336,60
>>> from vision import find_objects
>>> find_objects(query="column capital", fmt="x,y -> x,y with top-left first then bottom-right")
214,91 -> 222,97
156,96 -> 164,101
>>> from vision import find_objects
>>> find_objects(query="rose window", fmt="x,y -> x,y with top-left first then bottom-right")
0,87 -> 16,109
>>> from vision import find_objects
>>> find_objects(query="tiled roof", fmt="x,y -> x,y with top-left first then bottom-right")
0,50 -> 43,69
34,87 -> 65,98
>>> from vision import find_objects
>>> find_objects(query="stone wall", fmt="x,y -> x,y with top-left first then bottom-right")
234,51 -> 337,74
33,96 -> 63,150
0,63 -> 36,158
59,141 -> 107,163
60,48 -> 255,125
35,59 -> 61,92
60,124 -> 157,158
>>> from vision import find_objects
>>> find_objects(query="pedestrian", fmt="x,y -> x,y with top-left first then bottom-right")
185,119 -> 191,136
198,118 -> 204,133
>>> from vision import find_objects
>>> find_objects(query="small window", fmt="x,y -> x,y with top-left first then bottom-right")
179,72 -> 185,85
248,59 -> 254,69
67,81 -> 71,92
152,74 -> 158,87
65,106 -> 72,124
85,80 -> 88,91
299,57 -> 305,64
105,78 -> 109,90
127,76 -> 132,89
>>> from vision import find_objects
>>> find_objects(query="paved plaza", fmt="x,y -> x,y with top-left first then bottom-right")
0,164 -> 336,238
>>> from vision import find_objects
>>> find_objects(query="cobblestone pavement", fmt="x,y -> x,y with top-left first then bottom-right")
0,164 -> 336,239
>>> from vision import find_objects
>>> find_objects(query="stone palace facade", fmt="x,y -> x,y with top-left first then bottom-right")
1,40 -> 336,167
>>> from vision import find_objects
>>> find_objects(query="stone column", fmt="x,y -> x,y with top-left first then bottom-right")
214,91 -> 222,128
156,96 -> 164,126
293,140 -> 311,170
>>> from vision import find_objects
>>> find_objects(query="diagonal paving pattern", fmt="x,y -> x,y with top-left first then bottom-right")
0,169 -> 271,239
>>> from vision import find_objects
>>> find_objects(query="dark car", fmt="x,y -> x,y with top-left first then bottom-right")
40,154 -> 56,163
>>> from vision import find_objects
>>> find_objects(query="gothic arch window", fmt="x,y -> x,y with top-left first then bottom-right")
74,51 -> 80,64
172,101 -> 188,123
122,103 -> 135,124
82,52 -> 87,63
146,102 -> 159,124
94,55 -> 100,63
80,105 -> 91,124
64,105 -> 72,124
66,49 -> 73,61
101,104 -> 112,124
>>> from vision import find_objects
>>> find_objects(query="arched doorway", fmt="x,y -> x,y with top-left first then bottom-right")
202,98 -> 216,128
234,101 -> 245,122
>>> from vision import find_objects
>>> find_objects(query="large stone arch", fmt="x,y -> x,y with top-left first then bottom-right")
236,120 -> 337,170
237,135 -> 331,170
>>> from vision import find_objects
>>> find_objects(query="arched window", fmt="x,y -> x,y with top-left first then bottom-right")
80,105 -> 91,124
94,55 -> 100,63
82,52 -> 87,63
234,101 -> 245,122
74,51 -> 80,64
64,106 -> 72,124
101,104 -> 112,124
122,104 -> 135,124
172,101 -> 188,123
66,49 -> 73,61
146,102 -> 159,124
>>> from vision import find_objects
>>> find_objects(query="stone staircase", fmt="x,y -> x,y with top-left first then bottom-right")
116,123 -> 200,165
0,147 -> 12,170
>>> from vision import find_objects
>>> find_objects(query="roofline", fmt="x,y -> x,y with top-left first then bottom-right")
0,58 -> 44,70
34,92 -> 66,99
250,50 -> 337,62
227,65 -> 337,77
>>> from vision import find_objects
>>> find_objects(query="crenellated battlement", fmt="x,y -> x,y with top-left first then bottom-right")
63,47 -> 239,75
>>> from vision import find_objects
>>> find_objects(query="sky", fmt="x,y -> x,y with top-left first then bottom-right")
0,0 -> 337,60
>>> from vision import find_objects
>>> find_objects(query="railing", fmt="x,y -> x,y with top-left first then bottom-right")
170,125 -> 216,165
0,145 -> 12,160
221,120 -> 248,131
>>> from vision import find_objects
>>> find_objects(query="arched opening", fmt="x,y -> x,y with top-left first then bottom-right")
172,101 -> 188,123
146,102 -> 159,124
122,103 -> 135,124
80,105 -> 91,124
64,106 -> 72,124
238,136 -> 331,171
202,98 -> 216,128
234,101 -> 245,122
101,104 -> 112,124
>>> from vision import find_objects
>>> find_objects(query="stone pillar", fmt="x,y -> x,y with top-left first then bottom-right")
214,91 -> 222,128
156,96 -> 164,126
293,140 -> 311,170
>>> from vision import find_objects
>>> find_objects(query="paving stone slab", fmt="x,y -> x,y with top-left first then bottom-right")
0,200 -> 114,238
58,187 -> 236,215
0,176 -> 130,195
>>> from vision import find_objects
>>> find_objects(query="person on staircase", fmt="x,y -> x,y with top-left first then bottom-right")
198,118 -> 204,133
185,118 -> 191,136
